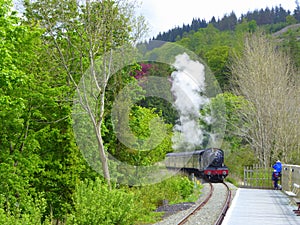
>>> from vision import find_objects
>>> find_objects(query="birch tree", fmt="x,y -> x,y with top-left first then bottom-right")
230,33 -> 300,166
24,0 -> 147,187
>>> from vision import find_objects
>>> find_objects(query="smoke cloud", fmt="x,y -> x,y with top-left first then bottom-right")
171,53 -> 209,151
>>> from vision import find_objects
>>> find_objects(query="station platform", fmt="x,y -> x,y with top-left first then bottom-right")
222,188 -> 300,225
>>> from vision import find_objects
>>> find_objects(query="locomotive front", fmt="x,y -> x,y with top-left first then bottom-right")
201,148 -> 228,182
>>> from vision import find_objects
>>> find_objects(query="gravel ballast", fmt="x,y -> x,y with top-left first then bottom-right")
153,182 -> 238,225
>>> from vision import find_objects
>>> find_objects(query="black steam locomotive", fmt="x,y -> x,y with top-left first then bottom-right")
165,148 -> 228,182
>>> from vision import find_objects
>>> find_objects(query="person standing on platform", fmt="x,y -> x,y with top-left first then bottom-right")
272,160 -> 282,189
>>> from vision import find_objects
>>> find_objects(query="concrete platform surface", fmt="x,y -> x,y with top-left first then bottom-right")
222,188 -> 300,225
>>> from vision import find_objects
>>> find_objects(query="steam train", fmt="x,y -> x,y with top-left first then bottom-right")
165,148 -> 228,182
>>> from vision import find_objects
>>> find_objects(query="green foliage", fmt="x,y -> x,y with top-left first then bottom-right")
0,194 -> 50,225
107,103 -> 174,185
1,0 -> 299,222
286,15 -> 297,25
0,0 -> 93,221
225,176 -> 239,187
238,167 -> 274,188
111,106 -> 173,166
0,0 -> 47,218
66,175 -> 197,224
178,24 -> 234,57
32,125 -> 88,219
166,176 -> 195,201
66,178 -> 140,225
261,22 -> 288,33
204,46 -> 231,90
221,93 -> 249,138
201,92 -> 258,180
184,181 -> 203,203
176,25 -> 243,90
131,175 -> 196,223
276,26 -> 300,67
218,93 -> 257,176
129,106 -> 172,150
22,0 -> 145,218
224,146 -> 256,179
144,42 -> 195,63
135,176 -> 194,208
235,19 -> 257,33
132,62 -> 178,124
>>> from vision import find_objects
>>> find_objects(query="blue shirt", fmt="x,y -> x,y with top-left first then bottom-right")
273,162 -> 282,173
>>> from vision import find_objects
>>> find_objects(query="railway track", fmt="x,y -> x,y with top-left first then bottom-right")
177,182 -> 232,225
214,182 -> 232,225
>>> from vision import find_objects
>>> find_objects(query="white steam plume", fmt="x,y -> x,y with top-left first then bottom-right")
171,53 -> 209,151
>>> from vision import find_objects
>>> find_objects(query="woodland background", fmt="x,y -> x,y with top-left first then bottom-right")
1,0 -> 300,224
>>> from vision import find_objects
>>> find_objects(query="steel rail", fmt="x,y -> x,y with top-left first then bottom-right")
177,182 -> 213,225
214,182 -> 232,225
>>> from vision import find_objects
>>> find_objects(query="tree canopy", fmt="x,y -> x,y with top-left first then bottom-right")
1,0 -> 300,223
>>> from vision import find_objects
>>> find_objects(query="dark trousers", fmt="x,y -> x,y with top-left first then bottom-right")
272,178 -> 279,189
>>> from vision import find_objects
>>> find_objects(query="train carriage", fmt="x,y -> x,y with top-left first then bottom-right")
165,148 -> 228,182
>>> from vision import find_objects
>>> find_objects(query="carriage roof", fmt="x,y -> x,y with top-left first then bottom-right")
166,148 -> 222,157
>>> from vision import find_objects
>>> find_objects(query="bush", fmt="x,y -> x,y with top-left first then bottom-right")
0,195 -> 50,225
66,178 -> 140,225
67,175 -> 197,224
134,175 -> 195,209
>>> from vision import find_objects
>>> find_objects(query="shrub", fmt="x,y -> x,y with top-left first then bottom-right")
67,175 -> 197,224
66,178 -> 140,225
0,195 -> 50,225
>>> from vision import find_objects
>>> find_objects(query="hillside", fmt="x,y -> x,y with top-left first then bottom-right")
152,5 -> 300,42
272,23 -> 300,36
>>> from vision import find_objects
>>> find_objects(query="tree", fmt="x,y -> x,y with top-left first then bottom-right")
235,19 -> 257,34
0,0 -> 45,215
230,32 -> 300,166
207,93 -> 256,178
204,46 -> 231,90
116,106 -> 172,165
286,15 -> 297,25
0,0 -> 92,220
216,11 -> 237,31
294,0 -> 300,21
24,0 -> 147,188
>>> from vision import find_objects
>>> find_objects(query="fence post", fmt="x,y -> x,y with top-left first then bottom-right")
255,164 -> 258,187
244,166 -> 246,187
288,167 -> 292,190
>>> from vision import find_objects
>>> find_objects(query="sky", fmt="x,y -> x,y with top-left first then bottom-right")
136,0 -> 297,38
